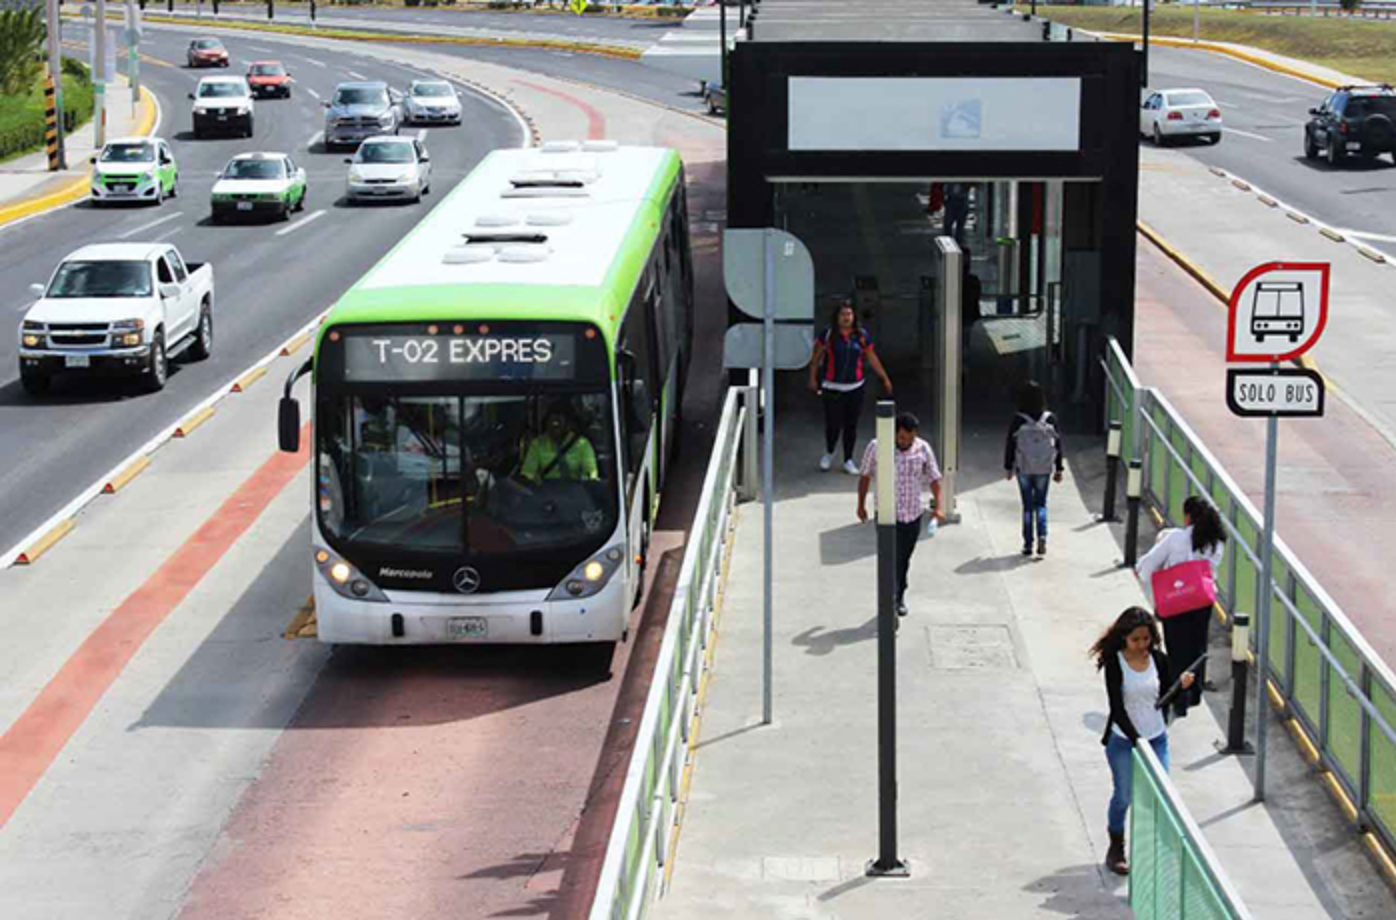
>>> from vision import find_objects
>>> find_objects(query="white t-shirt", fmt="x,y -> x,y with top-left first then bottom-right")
1113,652 -> 1167,741
1136,526 -> 1224,602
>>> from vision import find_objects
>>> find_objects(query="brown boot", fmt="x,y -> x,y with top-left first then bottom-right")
1106,830 -> 1129,876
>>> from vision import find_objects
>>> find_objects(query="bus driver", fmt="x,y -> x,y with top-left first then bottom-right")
519,407 -> 599,483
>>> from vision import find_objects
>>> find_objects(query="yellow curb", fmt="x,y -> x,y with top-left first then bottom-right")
1257,195 -> 1278,208
0,85 -> 159,229
102,455 -> 152,494
174,405 -> 216,438
16,518 -> 75,565
1287,211 -> 1310,224
1285,716 -> 1321,765
1096,32 -> 1349,90
231,365 -> 269,392
1231,179 -> 1251,192
1357,247 -> 1387,264
1361,833 -> 1396,890
1321,770 -> 1361,824
280,330 -> 313,356
1137,219 -> 1230,306
1319,226 -> 1346,243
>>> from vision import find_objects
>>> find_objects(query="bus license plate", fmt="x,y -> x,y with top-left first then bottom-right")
237,201 -> 253,211
65,354 -> 91,368
447,617 -> 487,639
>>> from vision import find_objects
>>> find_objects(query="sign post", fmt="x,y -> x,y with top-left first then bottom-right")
1223,262 -> 1328,802
723,228 -> 815,727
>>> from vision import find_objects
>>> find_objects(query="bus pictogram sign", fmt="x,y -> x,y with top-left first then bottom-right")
1226,262 -> 1329,363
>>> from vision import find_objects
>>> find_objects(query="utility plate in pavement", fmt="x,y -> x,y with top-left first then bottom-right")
927,625 -> 1018,670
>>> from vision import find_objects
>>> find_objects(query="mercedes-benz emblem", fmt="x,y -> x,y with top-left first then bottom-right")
453,566 -> 481,595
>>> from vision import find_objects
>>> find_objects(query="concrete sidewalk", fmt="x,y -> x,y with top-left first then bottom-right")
655,386 -> 1358,918
0,72 -> 153,224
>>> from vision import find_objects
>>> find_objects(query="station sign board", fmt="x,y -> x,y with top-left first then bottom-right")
1226,368 -> 1325,418
1226,262 -> 1329,364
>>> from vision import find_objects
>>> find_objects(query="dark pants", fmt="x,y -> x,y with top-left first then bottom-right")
1161,605 -> 1211,712
895,515 -> 922,602
822,386 -> 865,462
945,200 -> 969,243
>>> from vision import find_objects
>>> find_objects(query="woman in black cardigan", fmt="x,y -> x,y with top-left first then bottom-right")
1090,606 -> 1194,876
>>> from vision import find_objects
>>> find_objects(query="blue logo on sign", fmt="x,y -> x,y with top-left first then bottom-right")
940,100 -> 982,140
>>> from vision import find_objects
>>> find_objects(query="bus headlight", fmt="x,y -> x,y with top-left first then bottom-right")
314,546 -> 389,603
550,544 -> 624,601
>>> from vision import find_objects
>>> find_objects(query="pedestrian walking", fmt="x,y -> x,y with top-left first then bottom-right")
961,249 -> 982,358
855,412 -> 944,617
1004,380 -> 1064,557
1135,496 -> 1227,717
808,300 -> 893,475
1090,606 -> 1195,877
944,183 -> 971,244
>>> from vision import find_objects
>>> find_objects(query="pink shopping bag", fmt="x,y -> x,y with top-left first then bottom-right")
1151,560 -> 1217,619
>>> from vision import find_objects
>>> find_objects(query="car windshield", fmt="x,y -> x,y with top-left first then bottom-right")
413,84 -> 453,98
359,142 -> 415,164
199,83 -> 245,98
1166,91 -> 1212,107
250,64 -> 285,76
224,159 -> 285,180
1346,97 -> 1396,119
335,87 -> 388,107
100,143 -> 154,163
46,261 -> 153,299
317,393 -> 617,555
194,40 -> 223,50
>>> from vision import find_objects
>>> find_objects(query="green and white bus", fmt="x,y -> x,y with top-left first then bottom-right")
278,141 -> 693,661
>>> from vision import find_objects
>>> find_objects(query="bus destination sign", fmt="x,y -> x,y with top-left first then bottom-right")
1226,368 -> 1325,418
342,333 -> 579,382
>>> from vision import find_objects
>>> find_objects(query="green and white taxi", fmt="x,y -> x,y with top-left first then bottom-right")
90,137 -> 179,206
210,152 -> 308,223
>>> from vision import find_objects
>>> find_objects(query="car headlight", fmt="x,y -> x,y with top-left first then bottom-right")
548,545 -> 625,601
22,334 -> 43,348
348,168 -> 364,181
116,333 -> 142,347
314,547 -> 389,603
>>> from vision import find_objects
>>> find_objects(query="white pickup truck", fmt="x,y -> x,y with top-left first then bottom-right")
18,243 -> 214,395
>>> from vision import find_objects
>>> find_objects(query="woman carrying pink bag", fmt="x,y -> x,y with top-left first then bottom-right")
1135,496 -> 1227,719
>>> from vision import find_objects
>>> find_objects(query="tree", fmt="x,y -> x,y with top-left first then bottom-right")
0,7 -> 45,98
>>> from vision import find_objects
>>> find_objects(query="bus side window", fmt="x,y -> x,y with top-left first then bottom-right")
620,287 -> 657,478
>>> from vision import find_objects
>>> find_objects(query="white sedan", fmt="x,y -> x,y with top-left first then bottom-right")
345,136 -> 432,204
403,80 -> 462,125
1140,88 -> 1223,146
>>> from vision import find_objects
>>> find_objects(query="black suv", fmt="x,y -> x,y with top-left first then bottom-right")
1304,85 -> 1396,166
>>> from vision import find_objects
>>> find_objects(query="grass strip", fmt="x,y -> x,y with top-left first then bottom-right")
1026,5 -> 1396,86
0,64 -> 95,164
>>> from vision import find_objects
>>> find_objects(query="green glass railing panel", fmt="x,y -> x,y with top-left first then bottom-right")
1181,845 -> 1231,920
1168,428 -> 1191,523
1370,682 -> 1396,839
1131,755 -> 1159,918
1156,805 -> 1186,920
1326,628 -> 1364,786
1149,405 -> 1170,504
1263,560 -> 1293,688
1232,517 -> 1259,637
1290,582 -> 1323,727
1190,452 -> 1212,507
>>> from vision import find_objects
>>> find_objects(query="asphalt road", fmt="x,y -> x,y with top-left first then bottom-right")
0,23 -> 524,556
1147,44 -> 1396,249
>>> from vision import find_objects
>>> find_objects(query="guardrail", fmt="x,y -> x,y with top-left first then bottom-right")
1102,336 -> 1396,864
1247,1 -> 1396,21
1131,741 -> 1254,919
588,382 -> 751,920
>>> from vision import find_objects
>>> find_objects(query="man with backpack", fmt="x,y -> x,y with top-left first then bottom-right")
1004,380 -> 1064,557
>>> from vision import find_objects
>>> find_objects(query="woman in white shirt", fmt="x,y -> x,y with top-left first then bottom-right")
1090,606 -> 1194,876
1135,496 -> 1226,718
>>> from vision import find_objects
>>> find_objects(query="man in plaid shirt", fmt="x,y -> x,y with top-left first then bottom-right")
856,412 -> 945,617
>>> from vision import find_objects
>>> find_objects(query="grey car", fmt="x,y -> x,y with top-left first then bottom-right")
323,82 -> 403,150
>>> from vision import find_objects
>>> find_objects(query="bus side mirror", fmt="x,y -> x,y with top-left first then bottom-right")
279,397 -> 301,453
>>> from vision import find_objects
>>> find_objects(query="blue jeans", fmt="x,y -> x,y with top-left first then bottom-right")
1017,473 -> 1051,546
1106,732 -> 1170,834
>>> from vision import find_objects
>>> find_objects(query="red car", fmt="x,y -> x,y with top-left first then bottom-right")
186,38 -> 229,68
247,61 -> 293,99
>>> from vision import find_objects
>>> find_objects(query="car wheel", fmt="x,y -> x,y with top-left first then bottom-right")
578,641 -> 616,679
143,330 -> 168,393
189,303 -> 213,361
1304,131 -> 1318,160
245,118 -> 254,138
296,189 -> 306,212
1328,138 -> 1344,166
169,176 -> 178,198
281,200 -> 292,221
19,367 -> 51,396
153,182 -> 163,206
1153,124 -> 1166,147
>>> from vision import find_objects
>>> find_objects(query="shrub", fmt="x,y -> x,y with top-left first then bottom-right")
0,8 -> 45,97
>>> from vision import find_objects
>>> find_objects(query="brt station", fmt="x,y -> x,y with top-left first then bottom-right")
720,0 -> 1141,507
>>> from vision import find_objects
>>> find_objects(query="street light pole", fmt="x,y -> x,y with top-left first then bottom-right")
95,0 -> 107,150
1141,0 -> 1151,88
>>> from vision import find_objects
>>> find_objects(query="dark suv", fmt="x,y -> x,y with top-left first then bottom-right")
1304,85 -> 1396,166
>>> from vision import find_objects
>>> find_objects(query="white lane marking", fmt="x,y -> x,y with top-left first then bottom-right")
1214,99 -> 1237,107
0,308 -> 333,571
275,208 -> 326,237
347,70 -> 367,80
308,131 -> 324,149
154,226 -> 183,242
449,79 -> 531,150
305,86 -> 321,100
118,211 -> 184,239
1225,128 -> 1273,143
305,58 -> 327,67
1344,230 -> 1396,245
249,46 -> 274,54
417,129 -> 427,142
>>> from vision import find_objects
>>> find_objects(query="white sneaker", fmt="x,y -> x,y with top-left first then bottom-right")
843,459 -> 860,476
819,453 -> 834,472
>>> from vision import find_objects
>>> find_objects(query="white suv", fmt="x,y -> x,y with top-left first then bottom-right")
190,76 -> 255,139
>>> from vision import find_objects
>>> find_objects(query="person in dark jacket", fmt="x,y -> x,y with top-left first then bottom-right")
1090,606 -> 1194,877
808,300 -> 893,475
1004,380 -> 1064,556
961,250 -> 982,358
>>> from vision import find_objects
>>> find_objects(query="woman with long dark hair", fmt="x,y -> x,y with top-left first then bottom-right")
1135,496 -> 1226,717
1090,606 -> 1194,876
807,299 -> 893,475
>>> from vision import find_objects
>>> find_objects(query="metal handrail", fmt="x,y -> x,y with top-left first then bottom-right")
589,384 -> 749,920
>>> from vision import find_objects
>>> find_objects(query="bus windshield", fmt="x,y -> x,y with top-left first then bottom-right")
316,392 -> 617,559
